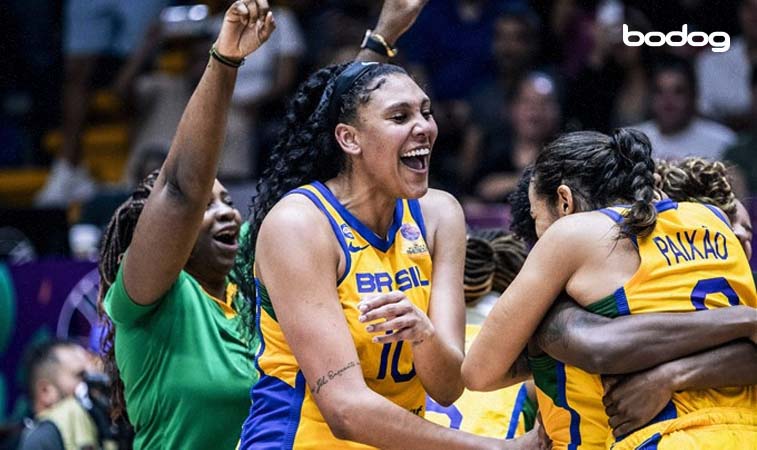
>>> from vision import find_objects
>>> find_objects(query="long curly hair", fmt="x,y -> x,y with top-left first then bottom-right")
656,157 -> 737,219
533,128 -> 657,238
237,62 -> 408,303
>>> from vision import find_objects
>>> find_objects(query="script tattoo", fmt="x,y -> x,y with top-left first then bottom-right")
313,361 -> 361,394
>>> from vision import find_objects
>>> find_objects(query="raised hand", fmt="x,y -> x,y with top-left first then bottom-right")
215,0 -> 276,60
358,291 -> 434,345
374,0 -> 430,44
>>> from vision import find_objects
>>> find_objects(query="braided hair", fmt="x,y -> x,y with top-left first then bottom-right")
238,62 -> 408,303
657,157 -> 737,219
533,128 -> 657,238
463,229 -> 529,303
96,170 -> 159,421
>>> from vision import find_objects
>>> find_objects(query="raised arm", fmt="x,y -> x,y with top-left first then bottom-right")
355,0 -> 428,62
602,340 -> 757,437
536,300 -> 757,374
122,1 -> 274,305
257,199 -> 534,450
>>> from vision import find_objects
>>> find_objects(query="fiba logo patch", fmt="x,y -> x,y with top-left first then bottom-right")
400,224 -> 428,256
400,224 -> 421,241
340,223 -> 355,240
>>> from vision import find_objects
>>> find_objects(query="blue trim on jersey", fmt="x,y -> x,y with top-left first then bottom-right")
600,199 -> 678,225
426,398 -> 463,429
311,181 -> 404,253
648,400 -> 677,426
241,372 -> 306,450
704,204 -> 731,227
634,433 -> 662,450
506,383 -> 529,439
613,287 -> 631,316
407,199 -> 427,241
556,361 -> 582,450
289,188 -> 352,285
599,208 -> 624,224
654,198 -> 678,213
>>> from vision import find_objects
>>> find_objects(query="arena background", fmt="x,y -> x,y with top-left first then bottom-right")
1,0 -> 755,441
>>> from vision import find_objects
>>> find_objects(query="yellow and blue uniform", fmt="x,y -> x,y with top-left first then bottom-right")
530,199 -> 757,450
426,325 -> 536,439
239,181 -> 433,449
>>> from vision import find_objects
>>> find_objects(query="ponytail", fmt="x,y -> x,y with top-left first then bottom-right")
611,128 -> 657,237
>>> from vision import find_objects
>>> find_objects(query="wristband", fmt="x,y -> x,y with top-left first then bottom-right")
209,45 -> 245,68
360,30 -> 398,58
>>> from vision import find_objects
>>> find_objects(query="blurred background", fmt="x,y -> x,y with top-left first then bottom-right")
1,0 -> 755,443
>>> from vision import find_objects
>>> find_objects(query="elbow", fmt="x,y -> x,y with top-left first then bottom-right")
428,382 -> 464,407
322,404 -> 355,441
461,360 -> 496,392
320,395 -> 368,441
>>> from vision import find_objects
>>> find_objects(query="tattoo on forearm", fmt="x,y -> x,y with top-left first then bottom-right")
505,351 -> 531,381
313,361 -> 361,394
536,309 -> 571,351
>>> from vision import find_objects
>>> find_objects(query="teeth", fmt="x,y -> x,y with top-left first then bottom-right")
401,147 -> 430,158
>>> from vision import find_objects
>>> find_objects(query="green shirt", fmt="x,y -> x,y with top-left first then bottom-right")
105,264 -> 257,450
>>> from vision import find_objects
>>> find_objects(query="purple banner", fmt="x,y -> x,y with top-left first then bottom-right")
1,259 -> 98,421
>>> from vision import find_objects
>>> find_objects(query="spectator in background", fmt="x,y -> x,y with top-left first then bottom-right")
213,3 -> 305,179
467,3 -> 543,139
566,5 -> 653,132
632,58 -> 736,161
472,73 -> 561,202
19,340 -> 99,450
697,0 -> 757,130
35,0 -> 170,208
723,65 -> 757,197
402,0 -> 500,101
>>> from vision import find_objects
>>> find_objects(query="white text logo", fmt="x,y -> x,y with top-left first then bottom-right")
623,24 -> 730,53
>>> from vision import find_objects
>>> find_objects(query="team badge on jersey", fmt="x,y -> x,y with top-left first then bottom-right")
400,223 -> 429,256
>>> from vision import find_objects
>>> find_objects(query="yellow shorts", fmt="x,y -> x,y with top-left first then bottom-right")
611,407 -> 757,450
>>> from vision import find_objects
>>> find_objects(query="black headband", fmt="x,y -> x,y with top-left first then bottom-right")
326,61 -> 379,126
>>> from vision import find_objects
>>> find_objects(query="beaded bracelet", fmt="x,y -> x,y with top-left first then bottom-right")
209,45 -> 245,68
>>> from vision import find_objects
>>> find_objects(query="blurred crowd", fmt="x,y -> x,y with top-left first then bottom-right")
1,0 -> 756,260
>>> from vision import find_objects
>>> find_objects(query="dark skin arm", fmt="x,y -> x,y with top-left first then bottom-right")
123,1 -> 275,305
355,0 -> 428,62
602,340 -> 757,437
536,298 -> 755,374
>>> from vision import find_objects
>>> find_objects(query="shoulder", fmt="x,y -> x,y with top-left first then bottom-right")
19,421 -> 64,450
417,189 -> 465,235
257,193 -> 338,258
693,118 -> 737,143
540,211 -> 619,249
260,194 -> 329,235
418,189 -> 464,221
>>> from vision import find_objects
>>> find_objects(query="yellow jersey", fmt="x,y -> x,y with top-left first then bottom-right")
240,182 -> 433,449
426,325 -> 536,439
530,199 -> 757,450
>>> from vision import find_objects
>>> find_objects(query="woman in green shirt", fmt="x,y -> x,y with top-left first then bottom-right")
95,2 -> 275,448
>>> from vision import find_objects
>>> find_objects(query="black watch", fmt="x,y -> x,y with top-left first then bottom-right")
360,30 -> 397,58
